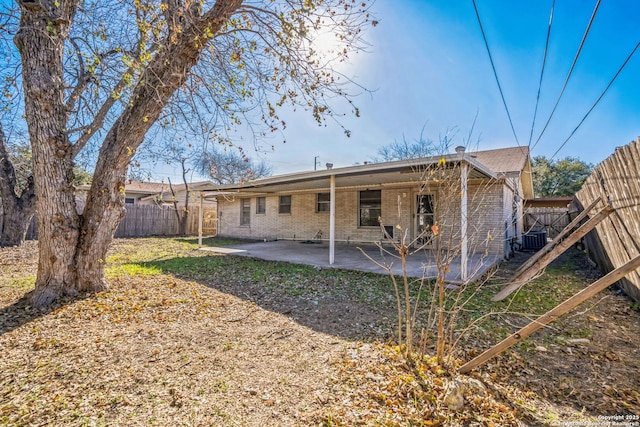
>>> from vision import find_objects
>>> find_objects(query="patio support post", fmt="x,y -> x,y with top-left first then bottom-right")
198,191 -> 203,248
461,163 -> 468,281
330,174 -> 336,264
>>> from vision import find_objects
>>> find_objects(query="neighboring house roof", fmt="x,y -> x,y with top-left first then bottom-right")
138,181 -> 215,203
75,181 -> 165,196
123,181 -> 168,194
122,180 -> 213,196
77,180 -> 215,200
201,147 -> 532,198
149,180 -> 213,193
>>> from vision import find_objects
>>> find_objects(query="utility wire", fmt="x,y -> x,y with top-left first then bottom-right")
532,0 -> 601,150
471,0 -> 521,147
527,0 -> 555,147
550,41 -> 639,160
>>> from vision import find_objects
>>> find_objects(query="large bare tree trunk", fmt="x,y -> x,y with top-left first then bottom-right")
15,0 -> 242,308
75,9 -> 223,287
0,124 -> 36,247
15,1 -> 81,308
0,179 -> 36,247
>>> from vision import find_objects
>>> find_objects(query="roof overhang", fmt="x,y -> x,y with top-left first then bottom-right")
199,153 -> 497,198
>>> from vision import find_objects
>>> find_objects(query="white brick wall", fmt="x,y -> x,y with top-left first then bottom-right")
218,180 -> 513,256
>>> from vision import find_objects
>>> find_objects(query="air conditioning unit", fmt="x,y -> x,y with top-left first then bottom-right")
522,231 -> 547,251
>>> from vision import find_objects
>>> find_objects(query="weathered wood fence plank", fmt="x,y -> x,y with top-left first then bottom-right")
524,208 -> 570,239
4,204 -> 217,240
575,138 -> 640,302
514,197 -> 602,279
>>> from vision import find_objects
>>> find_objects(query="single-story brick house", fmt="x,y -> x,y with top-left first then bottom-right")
202,146 -> 533,279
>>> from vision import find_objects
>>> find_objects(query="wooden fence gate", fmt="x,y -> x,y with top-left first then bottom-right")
523,207 -> 570,240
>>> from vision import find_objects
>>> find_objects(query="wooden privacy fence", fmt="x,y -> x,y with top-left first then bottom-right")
575,138 -> 640,303
116,204 -> 180,237
2,204 -> 217,240
114,204 -> 218,237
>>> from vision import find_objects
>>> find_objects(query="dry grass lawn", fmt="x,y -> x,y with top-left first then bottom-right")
1,237 -> 639,426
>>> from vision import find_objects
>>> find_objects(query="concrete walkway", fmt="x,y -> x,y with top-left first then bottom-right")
201,240 -> 502,283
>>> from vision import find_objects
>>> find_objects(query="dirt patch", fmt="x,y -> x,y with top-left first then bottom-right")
1,238 -> 639,426
205,266 -> 393,341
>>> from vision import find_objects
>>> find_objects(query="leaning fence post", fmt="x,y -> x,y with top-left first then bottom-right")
493,204 -> 613,301
460,253 -> 640,374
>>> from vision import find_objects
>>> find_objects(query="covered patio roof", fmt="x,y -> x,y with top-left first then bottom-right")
196,151 -> 497,197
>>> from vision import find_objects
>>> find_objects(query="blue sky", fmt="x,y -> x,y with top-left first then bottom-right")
2,1 -> 638,181
232,0 -> 639,178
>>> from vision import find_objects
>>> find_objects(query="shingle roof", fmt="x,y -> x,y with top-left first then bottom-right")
469,146 -> 530,174
124,181 -> 167,193
76,180 -> 214,195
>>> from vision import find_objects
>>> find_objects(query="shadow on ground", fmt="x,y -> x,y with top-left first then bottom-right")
0,292 -> 89,337
140,249 -> 640,419
141,254 -> 400,341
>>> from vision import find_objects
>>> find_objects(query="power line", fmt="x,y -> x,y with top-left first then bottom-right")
550,41 -> 639,160
527,0 -> 555,147
471,0 -> 521,147
532,0 -> 601,150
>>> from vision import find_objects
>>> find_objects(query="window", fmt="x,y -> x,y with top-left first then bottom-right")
124,198 -> 135,204
359,190 -> 381,227
240,199 -> 250,225
316,193 -> 330,212
279,195 -> 292,214
256,197 -> 266,214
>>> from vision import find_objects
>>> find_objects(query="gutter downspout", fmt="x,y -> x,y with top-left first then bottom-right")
330,174 -> 336,265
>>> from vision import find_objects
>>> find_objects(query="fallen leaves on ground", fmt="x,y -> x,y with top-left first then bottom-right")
1,238 -> 639,426
316,343 -> 520,426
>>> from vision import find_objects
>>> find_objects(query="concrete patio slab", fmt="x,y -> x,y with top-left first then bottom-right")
200,247 -> 247,254
202,240 -> 502,283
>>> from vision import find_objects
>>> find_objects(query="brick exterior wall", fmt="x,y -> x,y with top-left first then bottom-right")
430,179 -> 507,256
217,178 -> 515,256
